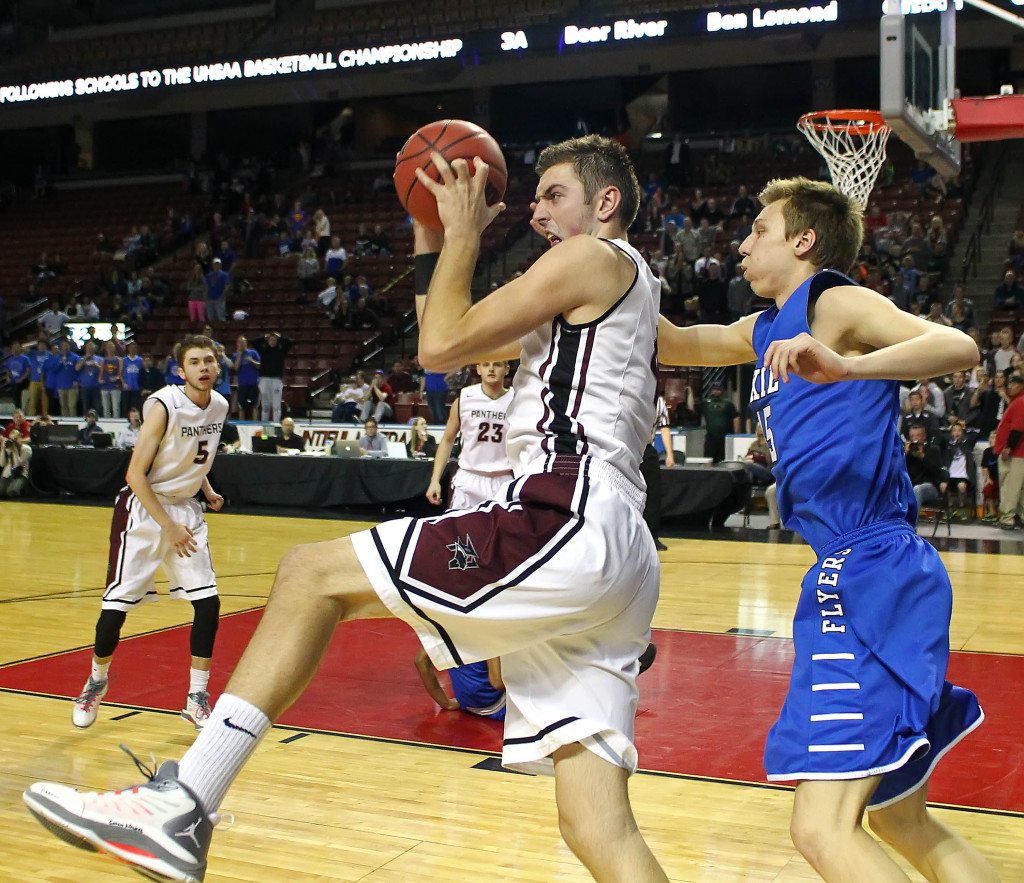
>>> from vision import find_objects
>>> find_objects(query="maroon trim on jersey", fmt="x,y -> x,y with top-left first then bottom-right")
104,487 -> 135,592
569,326 -> 596,456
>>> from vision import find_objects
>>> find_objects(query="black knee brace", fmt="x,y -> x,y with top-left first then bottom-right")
94,609 -> 127,658
189,595 -> 221,658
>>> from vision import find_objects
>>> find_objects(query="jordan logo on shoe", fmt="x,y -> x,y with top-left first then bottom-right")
174,819 -> 202,848
223,717 -> 257,738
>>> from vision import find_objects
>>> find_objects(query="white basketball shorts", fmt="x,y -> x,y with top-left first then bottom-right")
352,453 -> 659,776
448,467 -> 513,510
102,487 -> 218,611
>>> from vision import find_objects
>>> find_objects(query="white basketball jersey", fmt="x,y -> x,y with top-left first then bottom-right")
458,383 -> 514,474
142,385 -> 228,498
505,238 -> 658,491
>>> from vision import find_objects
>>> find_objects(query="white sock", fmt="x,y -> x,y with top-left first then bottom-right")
90,660 -> 110,683
178,693 -> 271,813
189,667 -> 211,695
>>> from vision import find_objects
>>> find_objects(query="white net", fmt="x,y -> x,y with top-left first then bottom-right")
797,112 -> 892,209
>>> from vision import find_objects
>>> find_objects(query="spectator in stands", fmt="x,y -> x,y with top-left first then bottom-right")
358,418 -> 388,456
289,201 -> 308,251
252,331 -> 294,424
274,417 -> 306,454
992,326 -> 1017,375
995,373 -> 1024,530
0,430 -> 31,497
696,261 -> 729,325
138,353 -> 164,404
313,209 -> 331,257
1009,229 -> 1024,273
386,360 -> 415,395
42,343 -> 60,416
702,380 -> 738,463
942,420 -> 976,520
120,342 -> 142,416
75,341 -> 103,416
695,217 -> 718,252
350,296 -> 380,332
924,300 -> 952,326
664,133 -> 689,187
205,258 -> 231,323
5,342 -> 30,410
53,341 -> 80,417
693,245 -> 720,280
727,264 -> 753,321
315,276 -> 339,313
949,302 -> 971,333
116,408 -> 143,449
95,232 -> 116,255
213,344 -> 232,402
971,371 -> 1008,436
368,225 -> 393,256
3,408 -> 31,438
994,271 -> 1024,312
420,368 -> 448,425
76,409 -> 102,446
927,215 -> 948,252
98,341 -> 123,419
741,422 -> 774,487
901,389 -> 941,440
233,336 -> 261,421
37,300 -> 70,339
79,296 -> 101,322
25,339 -> 49,417
164,349 -> 184,387
981,430 -> 1000,521
944,370 -> 973,424
330,292 -> 352,330
675,215 -> 701,265
360,370 -> 393,423
730,184 -> 756,219
324,236 -> 347,277
297,246 -> 321,298
331,372 -> 368,424
905,424 -> 947,512
864,203 -> 887,238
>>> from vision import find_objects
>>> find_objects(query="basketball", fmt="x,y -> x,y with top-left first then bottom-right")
393,119 -> 508,231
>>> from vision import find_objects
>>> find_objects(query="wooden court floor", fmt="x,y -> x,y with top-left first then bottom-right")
1,500 -> 1022,882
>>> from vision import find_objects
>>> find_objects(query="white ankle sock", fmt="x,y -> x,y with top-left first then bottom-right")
178,693 -> 271,813
189,667 -> 211,695
90,660 -> 110,683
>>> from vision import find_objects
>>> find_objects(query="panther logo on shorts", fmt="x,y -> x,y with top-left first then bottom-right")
446,535 -> 480,571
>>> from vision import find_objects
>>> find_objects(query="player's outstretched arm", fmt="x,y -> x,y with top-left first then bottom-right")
414,649 -> 460,711
125,404 -> 197,557
426,393 -> 461,505
767,285 -> 980,385
658,313 -> 759,367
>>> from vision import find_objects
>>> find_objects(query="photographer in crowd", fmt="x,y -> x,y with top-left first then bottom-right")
0,431 -> 32,497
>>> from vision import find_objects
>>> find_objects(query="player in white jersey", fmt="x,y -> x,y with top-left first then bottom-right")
427,360 -> 514,509
69,335 -> 228,734
26,137 -> 668,883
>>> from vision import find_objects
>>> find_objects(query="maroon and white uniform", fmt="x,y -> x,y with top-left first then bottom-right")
352,238 -> 660,775
449,383 -> 514,509
102,386 -> 228,611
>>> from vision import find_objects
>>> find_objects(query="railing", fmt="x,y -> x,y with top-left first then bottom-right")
961,142 -> 1007,282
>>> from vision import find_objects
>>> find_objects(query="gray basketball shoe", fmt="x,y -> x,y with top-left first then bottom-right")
23,746 -> 216,882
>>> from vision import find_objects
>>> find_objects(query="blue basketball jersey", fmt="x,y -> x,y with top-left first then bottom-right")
748,270 -> 915,552
448,662 -> 506,720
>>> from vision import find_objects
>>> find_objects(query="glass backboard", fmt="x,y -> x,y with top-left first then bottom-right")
880,3 -> 961,177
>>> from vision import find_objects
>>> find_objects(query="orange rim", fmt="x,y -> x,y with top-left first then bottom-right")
798,109 -> 889,135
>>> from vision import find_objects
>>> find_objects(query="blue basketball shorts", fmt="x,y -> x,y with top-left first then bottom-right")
764,519 -> 983,809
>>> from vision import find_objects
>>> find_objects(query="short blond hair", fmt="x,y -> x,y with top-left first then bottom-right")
758,177 -> 863,274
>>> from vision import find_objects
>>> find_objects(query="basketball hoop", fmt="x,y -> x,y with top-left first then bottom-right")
797,109 -> 892,209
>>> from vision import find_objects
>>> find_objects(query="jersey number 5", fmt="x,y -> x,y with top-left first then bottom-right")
758,406 -> 778,463
477,422 -> 503,444
194,440 -> 210,464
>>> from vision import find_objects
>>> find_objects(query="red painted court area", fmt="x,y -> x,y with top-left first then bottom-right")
2,611 -> 1021,813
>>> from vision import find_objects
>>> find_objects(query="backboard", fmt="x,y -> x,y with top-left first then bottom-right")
880,3 -> 962,177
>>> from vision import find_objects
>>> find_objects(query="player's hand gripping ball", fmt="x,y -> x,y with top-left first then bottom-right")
394,119 -> 508,231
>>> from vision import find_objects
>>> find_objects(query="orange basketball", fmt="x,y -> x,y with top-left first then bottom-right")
394,119 -> 508,231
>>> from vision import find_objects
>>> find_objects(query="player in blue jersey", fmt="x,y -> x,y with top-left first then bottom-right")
659,177 -> 997,882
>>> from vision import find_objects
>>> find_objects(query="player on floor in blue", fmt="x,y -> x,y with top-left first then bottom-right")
658,177 -> 998,882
